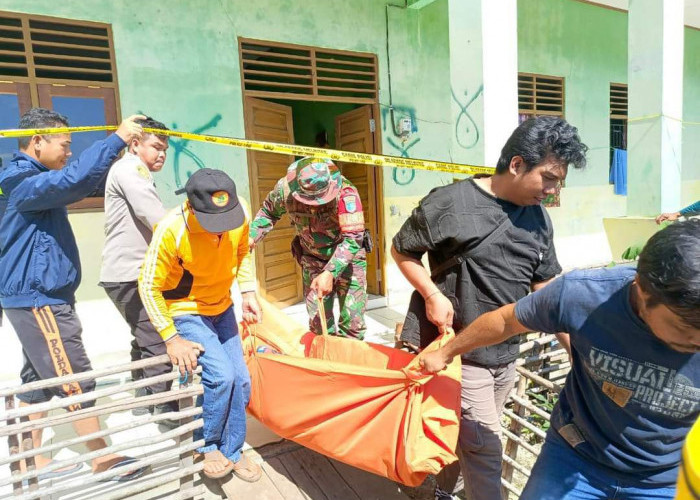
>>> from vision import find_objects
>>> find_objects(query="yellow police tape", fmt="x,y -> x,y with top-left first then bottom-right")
0,125 -> 495,177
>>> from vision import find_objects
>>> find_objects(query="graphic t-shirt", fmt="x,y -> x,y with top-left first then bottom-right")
515,266 -> 699,486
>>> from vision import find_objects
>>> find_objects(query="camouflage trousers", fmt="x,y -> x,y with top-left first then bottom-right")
301,254 -> 367,340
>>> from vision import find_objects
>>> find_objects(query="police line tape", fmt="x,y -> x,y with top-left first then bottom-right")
0,125 -> 496,177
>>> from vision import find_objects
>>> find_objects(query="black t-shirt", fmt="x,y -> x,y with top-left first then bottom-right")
393,179 -> 561,366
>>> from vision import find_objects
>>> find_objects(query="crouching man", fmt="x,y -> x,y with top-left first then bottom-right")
139,168 -> 262,481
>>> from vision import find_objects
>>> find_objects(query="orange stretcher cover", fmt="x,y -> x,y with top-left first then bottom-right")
240,299 -> 461,486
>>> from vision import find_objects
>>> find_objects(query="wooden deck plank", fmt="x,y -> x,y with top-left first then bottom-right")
278,449 -> 328,500
328,459 -> 408,499
292,448 -> 359,500
219,458 -> 285,500
258,439 -> 303,460
263,457 -> 310,500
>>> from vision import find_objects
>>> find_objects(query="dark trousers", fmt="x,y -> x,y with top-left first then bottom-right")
5,304 -> 95,410
101,281 -> 172,395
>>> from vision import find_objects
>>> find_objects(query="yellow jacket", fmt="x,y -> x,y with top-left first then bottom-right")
138,200 -> 255,341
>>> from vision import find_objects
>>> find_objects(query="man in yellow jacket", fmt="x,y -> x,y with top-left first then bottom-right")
139,168 -> 262,482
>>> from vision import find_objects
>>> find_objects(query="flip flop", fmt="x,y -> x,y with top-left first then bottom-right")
195,451 -> 235,480
21,461 -> 85,485
99,457 -> 149,482
38,461 -> 85,481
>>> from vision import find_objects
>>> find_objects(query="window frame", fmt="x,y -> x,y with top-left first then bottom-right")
0,10 -> 122,212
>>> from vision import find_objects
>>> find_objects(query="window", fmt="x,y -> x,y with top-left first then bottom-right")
518,73 -> 565,207
518,73 -> 565,121
609,82 -> 627,165
0,11 -> 121,210
239,38 -> 378,103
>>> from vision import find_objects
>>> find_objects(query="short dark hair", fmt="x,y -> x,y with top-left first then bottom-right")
136,116 -> 169,142
18,107 -> 69,149
637,219 -> 700,328
495,116 -> 588,174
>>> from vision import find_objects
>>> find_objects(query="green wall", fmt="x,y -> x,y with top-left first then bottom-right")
518,0 -> 628,188
1,0 -> 462,203
683,28 -> 700,182
519,0 -> 700,187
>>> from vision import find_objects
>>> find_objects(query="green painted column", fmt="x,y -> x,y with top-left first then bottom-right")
447,0 -> 486,167
480,0 -> 518,167
447,0 -> 517,168
627,0 -> 684,215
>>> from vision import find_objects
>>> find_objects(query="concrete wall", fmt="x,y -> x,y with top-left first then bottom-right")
518,0 -> 699,266
680,26 -> 700,210
517,0 -> 627,266
683,28 -> 700,185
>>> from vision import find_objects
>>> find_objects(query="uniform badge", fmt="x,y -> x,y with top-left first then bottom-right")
136,165 -> 150,179
344,195 -> 357,213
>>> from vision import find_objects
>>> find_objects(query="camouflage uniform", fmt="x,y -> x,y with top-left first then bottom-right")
249,158 -> 367,339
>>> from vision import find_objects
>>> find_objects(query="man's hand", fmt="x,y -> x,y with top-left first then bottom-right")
242,291 -> 262,324
248,237 -> 256,253
655,211 -> 681,225
165,335 -> 205,377
419,348 -> 452,373
425,291 -> 454,332
115,114 -> 146,143
310,270 -> 334,298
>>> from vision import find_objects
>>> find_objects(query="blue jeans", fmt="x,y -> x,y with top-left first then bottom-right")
173,307 -> 250,462
520,430 -> 676,500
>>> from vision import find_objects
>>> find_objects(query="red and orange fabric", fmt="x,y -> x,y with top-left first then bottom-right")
241,298 -> 461,486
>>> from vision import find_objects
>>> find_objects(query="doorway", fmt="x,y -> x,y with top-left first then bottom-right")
244,97 -> 385,307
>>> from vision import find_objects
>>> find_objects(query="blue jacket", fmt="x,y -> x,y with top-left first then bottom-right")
0,134 -> 126,308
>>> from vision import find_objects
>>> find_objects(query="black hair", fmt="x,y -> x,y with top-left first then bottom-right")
495,116 -> 588,174
637,219 -> 700,329
18,107 -> 69,149
136,116 -> 169,141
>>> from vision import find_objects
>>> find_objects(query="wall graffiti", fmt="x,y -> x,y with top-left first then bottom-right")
388,137 -> 420,185
451,84 -> 483,150
381,105 -> 420,186
170,114 -> 223,188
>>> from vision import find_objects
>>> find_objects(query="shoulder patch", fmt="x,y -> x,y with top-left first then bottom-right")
343,194 -> 357,213
136,164 -> 150,180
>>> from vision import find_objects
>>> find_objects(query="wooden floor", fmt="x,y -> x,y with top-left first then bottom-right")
202,440 -> 425,500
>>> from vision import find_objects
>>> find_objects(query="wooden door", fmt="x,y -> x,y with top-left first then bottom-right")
244,97 -> 303,306
335,105 -> 381,295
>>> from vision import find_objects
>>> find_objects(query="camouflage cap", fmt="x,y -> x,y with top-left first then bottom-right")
286,157 -> 342,206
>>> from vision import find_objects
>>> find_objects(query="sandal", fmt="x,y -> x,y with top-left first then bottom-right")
195,450 -> 234,479
232,454 -> 262,483
98,457 -> 149,482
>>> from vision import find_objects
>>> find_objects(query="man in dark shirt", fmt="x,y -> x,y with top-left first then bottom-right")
420,219 -> 699,500
392,116 -> 587,500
